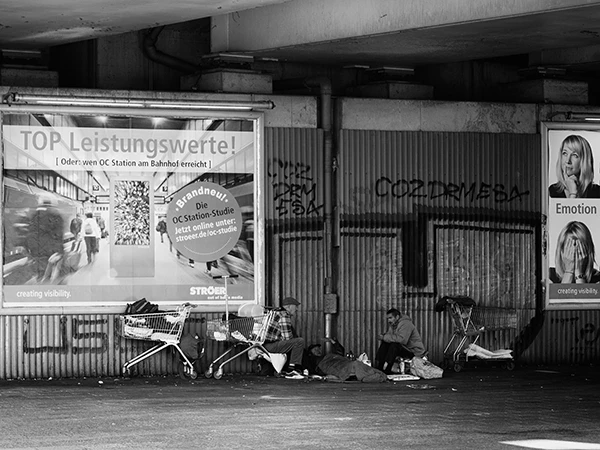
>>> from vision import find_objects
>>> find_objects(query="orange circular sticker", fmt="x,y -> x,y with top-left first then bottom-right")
166,182 -> 242,262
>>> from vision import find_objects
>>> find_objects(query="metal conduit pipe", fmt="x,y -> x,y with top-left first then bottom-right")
142,26 -> 200,74
274,77 -> 336,354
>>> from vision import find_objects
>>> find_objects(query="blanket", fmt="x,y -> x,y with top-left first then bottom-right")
317,354 -> 387,383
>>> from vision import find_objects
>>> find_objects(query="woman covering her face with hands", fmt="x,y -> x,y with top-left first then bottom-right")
551,221 -> 600,284
549,135 -> 600,198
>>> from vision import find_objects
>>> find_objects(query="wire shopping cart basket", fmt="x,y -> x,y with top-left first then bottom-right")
118,302 -> 199,378
204,308 -> 278,379
435,296 -> 517,372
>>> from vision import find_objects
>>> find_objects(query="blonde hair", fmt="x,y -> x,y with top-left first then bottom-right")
555,135 -> 595,196
555,221 -> 596,282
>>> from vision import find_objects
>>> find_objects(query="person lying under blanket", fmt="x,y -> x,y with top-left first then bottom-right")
308,344 -> 387,383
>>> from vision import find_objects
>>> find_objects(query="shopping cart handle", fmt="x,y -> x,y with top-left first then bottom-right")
212,274 -> 239,279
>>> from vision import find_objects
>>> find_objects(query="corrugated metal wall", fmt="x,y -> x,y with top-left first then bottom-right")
336,130 -> 544,364
264,127 -> 325,347
338,130 -> 542,216
0,127 -> 325,380
337,228 -> 402,358
0,311 -> 257,379
522,309 -> 600,364
4,124 -> 600,379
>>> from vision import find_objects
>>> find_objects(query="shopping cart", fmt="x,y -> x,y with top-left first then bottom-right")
204,307 -> 278,380
118,302 -> 200,379
435,295 -> 516,372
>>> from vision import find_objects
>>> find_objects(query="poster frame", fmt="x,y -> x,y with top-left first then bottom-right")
542,121 -> 600,310
0,102 -> 265,315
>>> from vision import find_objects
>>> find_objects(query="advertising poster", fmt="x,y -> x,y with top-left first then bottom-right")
1,113 -> 257,308
546,126 -> 600,309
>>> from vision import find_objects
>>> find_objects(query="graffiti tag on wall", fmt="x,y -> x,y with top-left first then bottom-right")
23,317 -> 108,354
22,316 -> 206,355
375,177 -> 530,203
268,158 -> 324,217
549,316 -> 600,361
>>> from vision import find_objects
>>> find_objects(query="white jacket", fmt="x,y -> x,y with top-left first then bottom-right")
82,217 -> 101,238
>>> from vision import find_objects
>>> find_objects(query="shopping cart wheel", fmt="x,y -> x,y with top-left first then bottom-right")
504,361 -> 516,371
204,367 -> 213,379
453,362 -> 463,373
213,368 -> 223,380
178,361 -> 198,380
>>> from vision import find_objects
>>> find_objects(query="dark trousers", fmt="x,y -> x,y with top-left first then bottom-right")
84,236 -> 97,263
375,342 -> 414,372
263,337 -> 305,367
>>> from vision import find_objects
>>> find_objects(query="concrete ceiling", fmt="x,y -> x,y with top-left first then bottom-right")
2,0 -> 600,73
0,0 -> 290,49
245,8 -> 600,69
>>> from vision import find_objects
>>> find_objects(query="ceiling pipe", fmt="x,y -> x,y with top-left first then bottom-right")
2,92 -> 275,110
142,26 -> 200,74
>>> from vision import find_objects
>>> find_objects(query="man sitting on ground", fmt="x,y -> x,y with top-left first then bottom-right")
375,307 -> 428,374
262,296 -> 306,379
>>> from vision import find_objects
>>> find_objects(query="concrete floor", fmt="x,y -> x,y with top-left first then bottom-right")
0,363 -> 599,450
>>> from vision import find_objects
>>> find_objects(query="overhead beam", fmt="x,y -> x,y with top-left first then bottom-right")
211,0 -> 600,53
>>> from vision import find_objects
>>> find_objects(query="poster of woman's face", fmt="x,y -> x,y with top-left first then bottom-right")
546,128 -> 600,306
548,130 -> 600,199
548,214 -> 600,281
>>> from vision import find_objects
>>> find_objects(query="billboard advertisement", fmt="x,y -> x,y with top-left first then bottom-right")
544,123 -> 600,309
1,112 -> 259,309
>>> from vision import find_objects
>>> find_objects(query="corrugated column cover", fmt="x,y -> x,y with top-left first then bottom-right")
272,232 -> 324,346
1,315 -> 21,379
264,127 -> 325,345
264,127 -> 324,228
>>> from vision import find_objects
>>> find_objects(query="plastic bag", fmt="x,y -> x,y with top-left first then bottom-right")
179,333 -> 202,360
357,352 -> 371,366
410,356 -> 443,379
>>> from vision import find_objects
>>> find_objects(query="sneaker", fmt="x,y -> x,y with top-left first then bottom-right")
283,369 -> 304,380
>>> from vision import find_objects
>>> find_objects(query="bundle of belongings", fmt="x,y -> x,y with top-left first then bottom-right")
125,298 -> 160,314
304,340 -> 387,383
314,353 -> 388,383
409,356 -> 443,379
121,312 -> 185,342
464,343 -> 513,359
248,347 -> 287,373
120,299 -> 186,343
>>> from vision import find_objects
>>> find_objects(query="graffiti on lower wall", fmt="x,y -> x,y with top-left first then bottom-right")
549,316 -> 600,360
23,317 -> 108,354
21,315 -> 206,355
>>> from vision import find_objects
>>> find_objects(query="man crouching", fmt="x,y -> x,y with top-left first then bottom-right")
375,308 -> 427,374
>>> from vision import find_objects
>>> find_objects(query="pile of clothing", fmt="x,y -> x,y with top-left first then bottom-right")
465,343 -> 512,359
